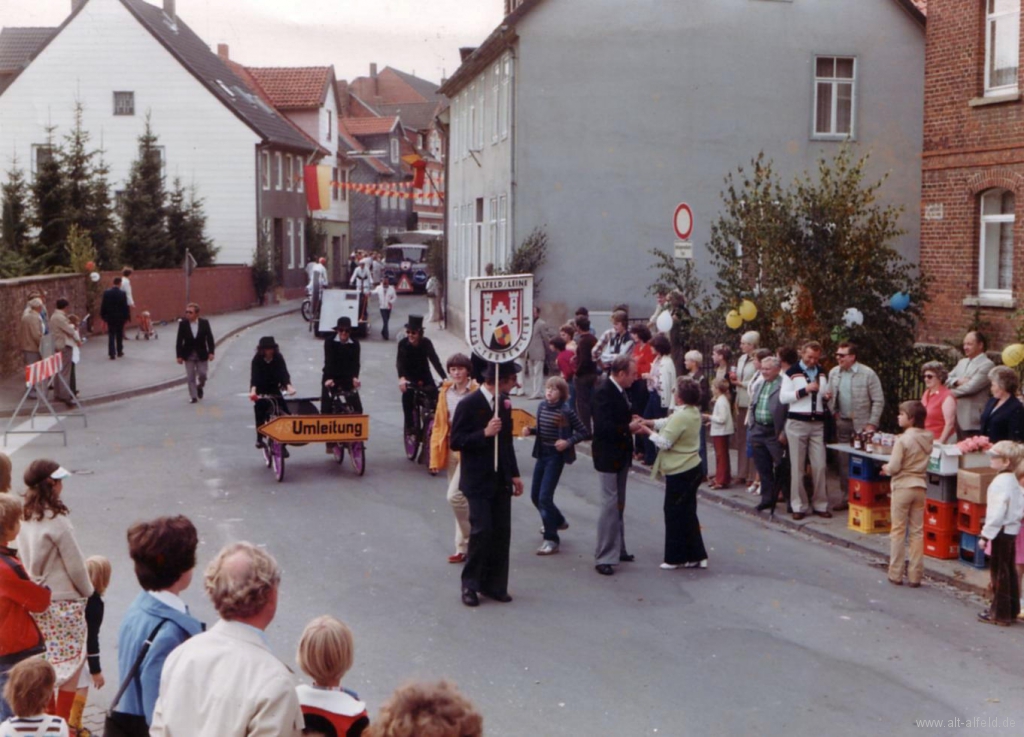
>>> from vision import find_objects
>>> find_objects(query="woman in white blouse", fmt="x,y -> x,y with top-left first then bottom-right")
977,441 -> 1024,626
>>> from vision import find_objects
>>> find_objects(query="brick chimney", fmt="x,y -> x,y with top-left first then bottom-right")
370,63 -> 378,97
164,0 -> 176,21
217,44 -> 229,60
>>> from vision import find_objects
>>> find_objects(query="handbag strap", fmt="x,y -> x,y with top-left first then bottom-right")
108,619 -> 168,713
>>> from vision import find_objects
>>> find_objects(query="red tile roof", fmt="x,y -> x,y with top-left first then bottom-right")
341,116 -> 399,136
244,67 -> 331,109
911,0 -> 927,15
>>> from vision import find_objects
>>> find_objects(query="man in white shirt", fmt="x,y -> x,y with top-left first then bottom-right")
306,257 -> 328,295
781,341 -> 831,520
349,258 -> 374,324
151,542 -> 303,737
372,276 -> 398,340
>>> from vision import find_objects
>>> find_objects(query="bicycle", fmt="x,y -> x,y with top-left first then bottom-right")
255,395 -> 289,482
301,280 -> 323,331
327,388 -> 366,477
403,384 -> 438,469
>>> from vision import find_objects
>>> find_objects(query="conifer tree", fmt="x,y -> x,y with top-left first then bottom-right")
28,126 -> 68,271
1,158 -> 32,259
120,117 -> 172,269
60,102 -> 118,268
167,179 -> 217,268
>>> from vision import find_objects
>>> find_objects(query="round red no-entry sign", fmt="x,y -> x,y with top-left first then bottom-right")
673,203 -> 693,240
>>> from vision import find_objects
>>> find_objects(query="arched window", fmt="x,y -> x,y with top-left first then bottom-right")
979,188 -> 1015,297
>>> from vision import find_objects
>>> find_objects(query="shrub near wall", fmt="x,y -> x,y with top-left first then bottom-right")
95,265 -> 257,330
0,273 -> 87,379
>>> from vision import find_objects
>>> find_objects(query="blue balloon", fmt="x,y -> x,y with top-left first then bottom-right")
890,292 -> 911,312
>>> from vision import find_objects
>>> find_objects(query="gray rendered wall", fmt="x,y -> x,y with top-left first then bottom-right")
512,0 -> 925,322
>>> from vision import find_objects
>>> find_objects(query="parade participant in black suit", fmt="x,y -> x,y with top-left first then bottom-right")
249,336 -> 295,450
450,360 -> 523,607
175,302 -> 215,403
100,277 -> 130,359
322,316 -> 362,414
396,315 -> 445,432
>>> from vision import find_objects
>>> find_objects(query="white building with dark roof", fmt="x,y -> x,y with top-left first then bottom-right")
0,0 -> 319,278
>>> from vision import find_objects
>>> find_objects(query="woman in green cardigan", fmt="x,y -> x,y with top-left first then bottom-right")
639,377 -> 708,570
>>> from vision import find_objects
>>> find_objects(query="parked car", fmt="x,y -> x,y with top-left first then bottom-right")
383,244 -> 430,293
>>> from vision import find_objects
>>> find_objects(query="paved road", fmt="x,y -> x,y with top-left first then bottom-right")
13,297 -> 1024,736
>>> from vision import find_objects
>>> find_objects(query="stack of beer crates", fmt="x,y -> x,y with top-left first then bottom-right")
924,471 -> 959,559
956,467 -> 998,568
847,455 -> 891,534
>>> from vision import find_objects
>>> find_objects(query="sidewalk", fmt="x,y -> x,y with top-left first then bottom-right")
1,300 -> 301,415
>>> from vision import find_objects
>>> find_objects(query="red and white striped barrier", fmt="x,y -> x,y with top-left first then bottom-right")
24,353 -> 63,387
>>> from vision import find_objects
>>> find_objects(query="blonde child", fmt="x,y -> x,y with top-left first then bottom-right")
68,557 -> 110,736
976,441 -> 1024,626
0,657 -> 68,737
295,615 -> 368,737
881,400 -> 933,587
704,377 -> 735,489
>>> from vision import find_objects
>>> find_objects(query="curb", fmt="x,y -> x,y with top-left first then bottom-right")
572,442 -> 990,599
5,307 -> 299,414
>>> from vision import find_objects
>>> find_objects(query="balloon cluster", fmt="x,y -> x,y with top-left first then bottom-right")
725,299 -> 757,330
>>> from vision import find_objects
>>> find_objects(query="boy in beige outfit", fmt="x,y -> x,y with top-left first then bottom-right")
881,400 -> 934,587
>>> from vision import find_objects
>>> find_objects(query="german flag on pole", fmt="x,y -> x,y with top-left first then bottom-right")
304,165 -> 331,211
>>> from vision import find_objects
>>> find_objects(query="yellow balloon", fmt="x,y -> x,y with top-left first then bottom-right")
739,299 -> 758,322
726,310 -> 743,330
1002,343 -> 1024,368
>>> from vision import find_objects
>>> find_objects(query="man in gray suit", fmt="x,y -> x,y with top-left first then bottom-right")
748,356 -> 789,516
946,331 -> 995,438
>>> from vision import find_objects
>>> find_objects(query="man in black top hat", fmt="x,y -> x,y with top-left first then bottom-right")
396,314 -> 445,432
322,316 -> 362,414
450,360 -> 523,607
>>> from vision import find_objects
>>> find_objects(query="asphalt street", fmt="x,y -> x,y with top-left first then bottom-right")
9,296 -> 1024,736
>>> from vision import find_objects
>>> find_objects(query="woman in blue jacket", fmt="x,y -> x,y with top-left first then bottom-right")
112,516 -> 204,727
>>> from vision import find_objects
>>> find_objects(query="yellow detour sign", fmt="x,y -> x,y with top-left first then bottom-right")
511,409 -> 535,437
259,415 -> 369,443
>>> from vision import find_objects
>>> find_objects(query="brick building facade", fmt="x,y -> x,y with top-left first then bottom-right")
920,0 -> 1024,346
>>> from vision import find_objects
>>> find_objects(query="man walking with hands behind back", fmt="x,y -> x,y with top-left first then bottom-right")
450,361 -> 523,607
946,331 -> 995,438
592,355 -> 643,576
100,277 -> 129,360
176,303 -> 215,404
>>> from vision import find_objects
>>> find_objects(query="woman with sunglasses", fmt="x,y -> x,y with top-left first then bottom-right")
920,360 -> 956,444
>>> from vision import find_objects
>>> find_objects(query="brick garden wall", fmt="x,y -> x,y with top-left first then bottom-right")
0,273 -> 87,379
919,0 -> 1024,347
94,265 -> 257,330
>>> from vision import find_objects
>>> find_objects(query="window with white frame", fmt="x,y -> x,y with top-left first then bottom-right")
287,218 -> 295,268
469,85 -> 478,152
986,0 -> 1020,95
275,152 -> 283,190
285,154 -> 293,191
332,167 -> 340,202
498,194 -> 508,265
390,137 -> 400,164
113,91 -> 135,116
339,167 -> 347,200
813,56 -> 855,138
327,109 -> 333,141
488,197 -> 498,267
491,63 -> 500,144
297,160 -> 304,192
261,151 -> 271,190
979,188 -> 1015,297
31,144 -> 54,176
501,55 -> 511,139
298,218 -> 305,265
476,82 -> 485,150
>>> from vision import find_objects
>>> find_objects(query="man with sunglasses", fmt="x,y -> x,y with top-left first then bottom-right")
825,341 -> 884,510
175,303 -> 215,404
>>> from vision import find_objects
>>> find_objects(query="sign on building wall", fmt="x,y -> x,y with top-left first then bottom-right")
924,204 -> 944,221
465,274 -> 534,363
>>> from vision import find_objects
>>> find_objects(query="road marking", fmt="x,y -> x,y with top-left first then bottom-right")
0,416 -> 60,455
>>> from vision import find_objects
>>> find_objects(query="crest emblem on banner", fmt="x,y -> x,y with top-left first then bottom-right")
465,274 -> 534,363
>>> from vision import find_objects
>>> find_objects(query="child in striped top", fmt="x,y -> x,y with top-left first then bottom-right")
0,657 -> 68,736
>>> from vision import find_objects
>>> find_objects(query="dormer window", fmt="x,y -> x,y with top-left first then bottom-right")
390,137 -> 399,164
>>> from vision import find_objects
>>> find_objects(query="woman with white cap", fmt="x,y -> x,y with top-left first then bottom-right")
15,459 -> 93,724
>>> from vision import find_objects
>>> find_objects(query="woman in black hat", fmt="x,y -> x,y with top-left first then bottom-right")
249,336 -> 295,448
322,317 -> 362,415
